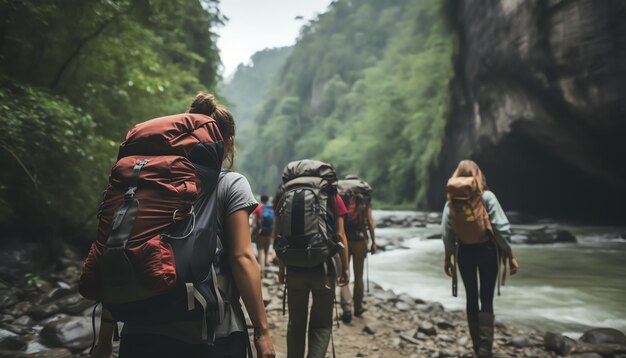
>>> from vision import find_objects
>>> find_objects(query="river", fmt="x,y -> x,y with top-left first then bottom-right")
367,210 -> 626,337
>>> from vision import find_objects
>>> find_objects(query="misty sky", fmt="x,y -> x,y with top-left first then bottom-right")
216,0 -> 332,77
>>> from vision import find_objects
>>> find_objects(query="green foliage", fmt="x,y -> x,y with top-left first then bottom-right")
0,80 -> 117,238
0,0 -> 223,240
239,0 -> 454,205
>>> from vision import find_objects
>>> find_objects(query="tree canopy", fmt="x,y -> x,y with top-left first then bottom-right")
0,0 -> 223,240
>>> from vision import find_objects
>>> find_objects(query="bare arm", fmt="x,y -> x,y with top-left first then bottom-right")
90,309 -> 114,358
226,209 -> 275,357
366,207 -> 376,253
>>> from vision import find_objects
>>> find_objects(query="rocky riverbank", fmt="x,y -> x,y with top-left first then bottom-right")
0,232 -> 625,357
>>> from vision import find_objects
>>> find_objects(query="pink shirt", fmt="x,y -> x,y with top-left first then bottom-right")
332,194 -> 348,217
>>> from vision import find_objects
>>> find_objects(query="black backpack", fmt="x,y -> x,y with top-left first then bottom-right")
273,160 -> 339,268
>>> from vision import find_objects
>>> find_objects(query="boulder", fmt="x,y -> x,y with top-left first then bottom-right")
0,328 -> 27,350
545,331 -> 577,355
40,316 -> 92,352
570,342 -> 626,356
580,328 -> 626,345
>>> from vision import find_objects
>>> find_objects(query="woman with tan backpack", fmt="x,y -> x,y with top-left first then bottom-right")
441,160 -> 519,358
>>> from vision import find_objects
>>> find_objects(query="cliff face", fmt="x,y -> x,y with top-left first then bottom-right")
430,0 -> 626,222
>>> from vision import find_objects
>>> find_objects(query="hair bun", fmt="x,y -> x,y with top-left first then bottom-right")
189,92 -> 217,116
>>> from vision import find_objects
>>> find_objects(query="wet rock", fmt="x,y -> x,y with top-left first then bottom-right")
417,322 -> 437,336
28,293 -> 93,320
507,335 -> 531,348
0,348 -> 74,357
436,321 -> 454,330
544,332 -> 564,352
0,289 -> 20,310
40,316 -> 92,352
400,334 -> 421,345
0,315 -> 14,324
570,342 -> 626,356
568,354 -> 603,358
395,301 -> 412,312
40,314 -> 69,326
396,294 -> 416,308
418,302 -> 444,313
7,302 -> 32,318
0,328 -> 27,350
580,328 -> 626,345
363,324 -> 378,335
372,290 -> 396,302
368,282 -> 384,292
511,227 -> 577,244
427,213 -> 441,224
38,287 -> 74,305
13,316 -> 33,327
426,234 -> 442,240
562,336 -> 577,356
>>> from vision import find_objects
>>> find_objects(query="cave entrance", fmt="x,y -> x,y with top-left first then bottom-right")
474,131 -> 625,224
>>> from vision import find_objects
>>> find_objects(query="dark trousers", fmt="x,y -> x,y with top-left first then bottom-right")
119,331 -> 247,358
286,268 -> 335,358
457,242 -> 498,315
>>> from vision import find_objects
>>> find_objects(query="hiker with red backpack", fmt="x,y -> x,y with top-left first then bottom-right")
273,160 -> 350,358
442,160 -> 520,358
256,194 -> 275,277
338,175 -> 377,323
83,93 -> 275,358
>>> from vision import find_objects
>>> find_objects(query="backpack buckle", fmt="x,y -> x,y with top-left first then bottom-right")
124,187 -> 137,201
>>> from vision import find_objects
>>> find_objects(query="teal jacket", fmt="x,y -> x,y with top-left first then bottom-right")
441,190 -> 512,257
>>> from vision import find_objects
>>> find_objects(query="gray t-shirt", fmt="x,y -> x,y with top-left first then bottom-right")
122,170 -> 258,342
214,170 -> 258,338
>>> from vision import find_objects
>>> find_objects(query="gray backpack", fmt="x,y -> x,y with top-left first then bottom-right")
273,160 -> 339,268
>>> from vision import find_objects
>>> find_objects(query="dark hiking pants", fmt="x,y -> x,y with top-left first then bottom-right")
457,241 -> 498,316
286,267 -> 335,358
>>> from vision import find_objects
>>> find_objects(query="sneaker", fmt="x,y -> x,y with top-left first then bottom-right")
340,311 -> 352,324
354,308 -> 368,317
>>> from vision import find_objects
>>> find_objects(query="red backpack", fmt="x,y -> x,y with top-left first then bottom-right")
79,113 -> 226,341
338,178 -> 372,235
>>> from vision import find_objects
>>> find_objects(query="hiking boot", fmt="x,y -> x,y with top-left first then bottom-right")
340,311 -> 352,324
354,307 -> 368,317
467,313 -> 480,355
477,312 -> 495,357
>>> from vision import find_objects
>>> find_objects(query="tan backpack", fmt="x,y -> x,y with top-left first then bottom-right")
446,176 -> 493,244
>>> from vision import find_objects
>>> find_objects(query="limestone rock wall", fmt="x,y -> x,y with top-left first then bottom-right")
430,0 -> 626,222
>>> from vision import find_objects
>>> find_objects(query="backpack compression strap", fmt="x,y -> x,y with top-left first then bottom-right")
106,159 -> 149,249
